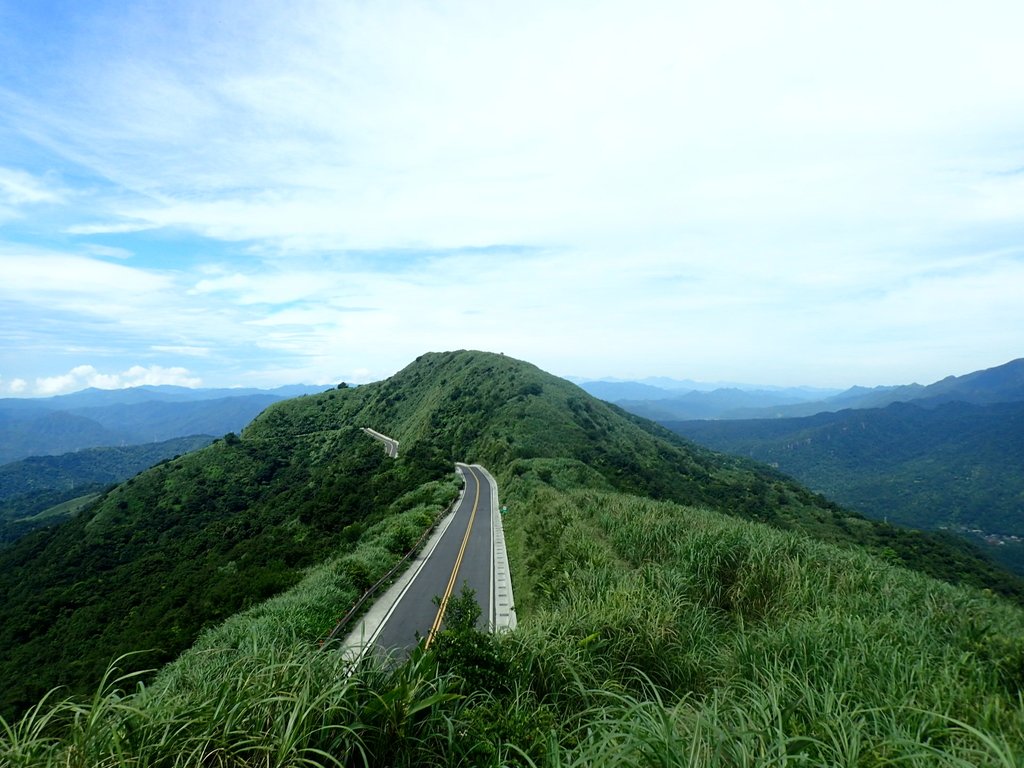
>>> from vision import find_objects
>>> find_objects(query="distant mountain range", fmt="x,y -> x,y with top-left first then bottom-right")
0,384 -> 326,464
661,358 -> 1024,575
0,435 -> 215,544
575,358 -> 1024,420
3,350 -> 1021,725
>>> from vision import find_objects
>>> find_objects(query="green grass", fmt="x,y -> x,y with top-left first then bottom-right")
5,352 -> 1024,765
6,471 -> 1024,765
15,492 -> 101,523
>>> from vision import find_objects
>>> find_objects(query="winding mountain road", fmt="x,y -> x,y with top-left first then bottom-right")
342,456 -> 516,658
362,427 -> 399,458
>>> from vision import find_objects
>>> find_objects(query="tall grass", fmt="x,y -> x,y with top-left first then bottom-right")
6,469 -> 1024,766
502,473 -> 1024,765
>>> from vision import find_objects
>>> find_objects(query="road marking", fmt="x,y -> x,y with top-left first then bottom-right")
424,466 -> 480,648
489,473 -> 495,630
350,502 -> 461,659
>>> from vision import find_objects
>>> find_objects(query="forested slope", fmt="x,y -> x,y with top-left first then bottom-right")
4,351 -> 1024,766
667,399 -> 1024,574
248,351 -> 1024,599
0,435 -> 215,544
0,422 -> 453,717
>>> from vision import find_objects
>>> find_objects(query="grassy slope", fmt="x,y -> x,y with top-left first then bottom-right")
666,400 -> 1024,576
260,350 -> 1023,602
0,417 -> 451,718
7,464 -> 1024,766
4,351 -> 1024,765
501,472 -> 1024,765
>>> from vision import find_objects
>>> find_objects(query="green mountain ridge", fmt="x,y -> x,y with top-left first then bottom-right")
3,351 -> 1024,765
0,435 -> 216,545
666,398 -> 1024,576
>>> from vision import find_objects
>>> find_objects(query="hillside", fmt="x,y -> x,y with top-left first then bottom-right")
0,435 -> 215,544
3,351 -> 1024,765
666,399 -> 1024,575
0,415 -> 454,717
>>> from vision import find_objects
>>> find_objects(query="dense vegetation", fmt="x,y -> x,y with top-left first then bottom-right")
667,399 -> 1024,575
245,351 -> 1024,600
4,350 -> 1024,765
0,435 -> 214,544
5,462 -> 1024,765
0,421 -> 454,718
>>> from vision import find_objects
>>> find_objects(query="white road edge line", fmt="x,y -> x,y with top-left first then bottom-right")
340,467 -> 466,663
472,464 -> 517,632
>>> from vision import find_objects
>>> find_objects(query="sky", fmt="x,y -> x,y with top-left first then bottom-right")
1,1 -> 1023,396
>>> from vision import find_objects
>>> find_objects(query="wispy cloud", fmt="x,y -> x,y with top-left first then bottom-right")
66,222 -> 160,235
0,167 -> 63,206
0,1 -> 1022,388
150,345 -> 213,358
32,364 -> 202,396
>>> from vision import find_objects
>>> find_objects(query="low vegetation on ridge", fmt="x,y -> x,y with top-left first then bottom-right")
3,351 -> 1024,765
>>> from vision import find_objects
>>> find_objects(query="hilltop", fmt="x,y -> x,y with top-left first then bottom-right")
3,351 -> 1024,765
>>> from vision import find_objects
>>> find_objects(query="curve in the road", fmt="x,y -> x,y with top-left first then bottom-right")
362,427 -> 399,458
341,462 -> 515,660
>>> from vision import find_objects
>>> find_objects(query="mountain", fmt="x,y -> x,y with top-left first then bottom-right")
666,399 -> 1024,574
0,410 -> 121,464
571,380 -> 679,401
911,357 -> 1024,406
0,385 -> 325,463
574,379 -> 845,419
3,351 -> 1023,765
0,383 -> 326,410
729,357 -> 1024,419
64,395 -> 284,442
0,435 -> 215,544
613,387 -> 818,420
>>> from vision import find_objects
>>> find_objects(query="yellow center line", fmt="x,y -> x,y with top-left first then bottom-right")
425,466 -> 480,649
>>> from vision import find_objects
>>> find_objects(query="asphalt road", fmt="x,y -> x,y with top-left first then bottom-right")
363,427 -> 399,458
371,464 -> 493,651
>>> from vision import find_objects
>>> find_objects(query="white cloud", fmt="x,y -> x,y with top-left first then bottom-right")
33,364 -> 202,396
82,243 -> 134,259
6,1 -> 1018,254
1,2 -> 1022,387
0,376 -> 29,395
65,222 -> 159,235
0,168 -> 63,206
0,248 -> 170,297
150,345 -> 213,358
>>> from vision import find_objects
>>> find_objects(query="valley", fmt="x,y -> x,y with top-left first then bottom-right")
1,351 -> 1023,766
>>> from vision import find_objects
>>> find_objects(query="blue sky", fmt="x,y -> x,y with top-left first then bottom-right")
2,1 -> 1023,396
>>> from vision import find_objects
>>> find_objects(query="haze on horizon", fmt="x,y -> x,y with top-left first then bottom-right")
2,1 -> 1022,397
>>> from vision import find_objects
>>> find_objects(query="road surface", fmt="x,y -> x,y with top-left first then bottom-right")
342,462 -> 515,657
363,427 -> 399,458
